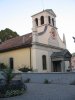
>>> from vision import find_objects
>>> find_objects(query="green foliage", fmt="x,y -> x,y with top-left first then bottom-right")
0,88 -> 25,98
0,28 -> 19,42
19,66 -> 32,72
0,63 -> 7,69
24,78 -> 30,83
44,79 -> 49,84
5,88 -> 25,97
0,68 -> 27,98
4,68 -> 15,84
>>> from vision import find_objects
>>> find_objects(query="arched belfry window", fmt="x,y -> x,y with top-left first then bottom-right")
52,18 -> 54,26
42,55 -> 47,70
35,18 -> 38,26
40,16 -> 44,25
48,16 -> 51,24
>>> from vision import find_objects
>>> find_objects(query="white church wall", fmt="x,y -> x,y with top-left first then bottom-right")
57,33 -> 66,49
32,45 -> 52,72
65,61 -> 69,71
32,48 -> 50,72
37,25 -> 66,49
32,44 -> 62,72
36,49 -> 49,72
37,26 -> 52,44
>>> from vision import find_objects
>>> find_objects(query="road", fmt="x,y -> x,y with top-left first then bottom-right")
1,83 -> 75,100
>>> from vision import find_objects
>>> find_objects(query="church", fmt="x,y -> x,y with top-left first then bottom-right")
0,9 -> 72,72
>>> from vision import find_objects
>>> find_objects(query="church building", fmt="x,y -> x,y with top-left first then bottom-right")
0,9 -> 72,72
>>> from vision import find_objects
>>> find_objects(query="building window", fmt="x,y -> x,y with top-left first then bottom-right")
42,55 -> 47,70
40,16 -> 44,25
48,16 -> 51,24
9,58 -> 14,69
35,18 -> 38,26
52,18 -> 54,26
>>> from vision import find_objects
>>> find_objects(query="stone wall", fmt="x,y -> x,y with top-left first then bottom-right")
21,72 -> 75,84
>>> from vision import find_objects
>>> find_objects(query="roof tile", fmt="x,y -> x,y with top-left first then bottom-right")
0,33 -> 32,52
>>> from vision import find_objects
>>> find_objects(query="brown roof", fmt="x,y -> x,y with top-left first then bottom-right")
0,33 -> 32,52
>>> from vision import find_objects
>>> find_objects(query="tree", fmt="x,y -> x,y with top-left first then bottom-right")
4,68 -> 15,85
0,28 -> 19,42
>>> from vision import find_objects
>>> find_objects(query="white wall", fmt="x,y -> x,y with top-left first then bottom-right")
32,45 -> 62,72
65,61 -> 69,71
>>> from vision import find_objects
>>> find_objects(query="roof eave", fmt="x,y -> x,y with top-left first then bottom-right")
0,44 -> 32,53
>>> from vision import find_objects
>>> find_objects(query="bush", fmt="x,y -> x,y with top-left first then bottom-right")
19,66 -> 32,72
70,80 -> 75,85
0,63 -> 7,69
0,69 -> 27,98
44,79 -> 49,84
24,78 -> 30,83
5,88 -> 25,97
0,84 -> 7,94
9,80 -> 26,90
0,80 -> 27,98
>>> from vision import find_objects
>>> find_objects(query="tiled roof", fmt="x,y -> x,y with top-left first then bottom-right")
0,33 -> 32,52
51,49 -> 72,58
32,9 -> 56,17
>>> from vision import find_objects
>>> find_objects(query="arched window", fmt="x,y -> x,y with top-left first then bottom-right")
52,18 -> 54,26
9,58 -> 14,69
48,16 -> 51,24
42,55 -> 47,70
35,18 -> 38,26
40,16 -> 44,25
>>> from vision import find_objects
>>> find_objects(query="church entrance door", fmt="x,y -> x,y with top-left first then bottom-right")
53,61 -> 61,72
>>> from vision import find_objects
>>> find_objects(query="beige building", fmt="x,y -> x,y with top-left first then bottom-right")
0,9 -> 72,72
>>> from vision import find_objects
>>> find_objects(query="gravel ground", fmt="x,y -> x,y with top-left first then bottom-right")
1,83 -> 75,100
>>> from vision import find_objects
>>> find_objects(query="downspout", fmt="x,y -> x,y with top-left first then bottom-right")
30,47 -> 31,69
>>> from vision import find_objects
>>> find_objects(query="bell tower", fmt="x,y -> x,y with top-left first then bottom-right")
32,9 -> 57,34
32,9 -> 58,45
31,9 -> 66,72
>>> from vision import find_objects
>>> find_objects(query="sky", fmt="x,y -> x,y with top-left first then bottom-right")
0,0 -> 75,53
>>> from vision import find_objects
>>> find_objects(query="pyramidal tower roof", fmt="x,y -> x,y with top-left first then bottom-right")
32,9 -> 56,17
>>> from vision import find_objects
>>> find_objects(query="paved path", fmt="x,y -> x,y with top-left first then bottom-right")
1,83 -> 75,100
